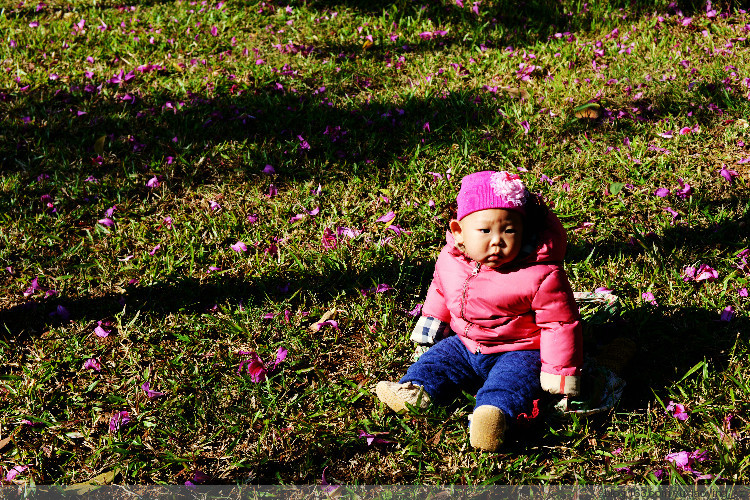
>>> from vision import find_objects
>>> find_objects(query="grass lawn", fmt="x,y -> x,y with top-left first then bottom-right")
1,0 -> 749,485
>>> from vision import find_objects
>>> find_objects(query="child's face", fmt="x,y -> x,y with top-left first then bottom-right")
449,208 -> 524,268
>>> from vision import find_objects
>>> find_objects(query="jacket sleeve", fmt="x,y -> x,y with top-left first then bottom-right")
532,268 -> 583,394
421,265 -> 451,323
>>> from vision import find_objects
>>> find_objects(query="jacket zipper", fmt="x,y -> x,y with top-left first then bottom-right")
460,262 -> 481,353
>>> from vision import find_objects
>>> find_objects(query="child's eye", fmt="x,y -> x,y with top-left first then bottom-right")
479,229 -> 490,234
505,229 -> 516,234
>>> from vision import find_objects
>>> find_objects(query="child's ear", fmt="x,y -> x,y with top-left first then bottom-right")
449,219 -> 463,245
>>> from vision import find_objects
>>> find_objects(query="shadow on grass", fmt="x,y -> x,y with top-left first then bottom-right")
0,253 -> 435,341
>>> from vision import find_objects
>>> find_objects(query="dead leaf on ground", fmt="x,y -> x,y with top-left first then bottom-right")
574,102 -> 602,119
67,469 -> 120,494
502,87 -> 530,99
0,426 -> 20,451
93,135 -> 106,155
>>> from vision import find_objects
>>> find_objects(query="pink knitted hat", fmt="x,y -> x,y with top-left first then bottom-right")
456,171 -> 529,220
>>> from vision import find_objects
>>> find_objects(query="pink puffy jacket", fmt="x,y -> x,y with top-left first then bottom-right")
421,210 -> 583,379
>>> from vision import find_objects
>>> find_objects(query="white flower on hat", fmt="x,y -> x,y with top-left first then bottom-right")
489,171 -> 527,207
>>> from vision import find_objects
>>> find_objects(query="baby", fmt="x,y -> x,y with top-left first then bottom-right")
376,171 -> 582,451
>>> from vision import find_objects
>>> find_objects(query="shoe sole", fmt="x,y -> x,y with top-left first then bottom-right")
470,405 -> 505,451
375,382 -> 409,413
376,382 -> 430,413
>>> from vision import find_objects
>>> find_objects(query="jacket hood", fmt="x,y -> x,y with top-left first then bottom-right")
446,210 -> 567,267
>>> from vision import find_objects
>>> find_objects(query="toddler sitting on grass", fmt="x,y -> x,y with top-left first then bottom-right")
376,171 -> 582,451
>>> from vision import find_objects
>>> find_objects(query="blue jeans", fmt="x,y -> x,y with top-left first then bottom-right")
400,335 -> 541,419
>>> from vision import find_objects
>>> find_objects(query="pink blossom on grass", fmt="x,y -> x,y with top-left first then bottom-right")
316,320 -> 339,330
146,176 -> 161,188
83,358 -> 102,372
185,470 -> 209,487
665,401 -> 689,421
5,465 -> 28,482
23,277 -> 42,297
665,449 -> 713,479
321,467 -> 339,494
674,179 -> 693,199
376,211 -> 396,223
664,207 -> 679,222
142,381 -> 165,398
267,184 -> 278,197
209,201 -> 221,211
719,166 -> 739,183
362,284 -> 394,296
740,288 -> 748,297
683,264 -> 718,282
358,430 -> 394,445
407,303 -> 423,317
98,217 -> 115,227
337,227 -> 361,239
94,321 -> 110,338
148,244 -> 161,256
263,164 -> 275,175
720,306 -> 735,322
317,228 -> 336,250
247,214 -> 259,224
520,120 -> 530,134
50,305 -> 70,321
642,292 -> 658,305
109,411 -> 131,433
655,188 -> 671,197
237,347 -> 288,382
230,241 -> 247,252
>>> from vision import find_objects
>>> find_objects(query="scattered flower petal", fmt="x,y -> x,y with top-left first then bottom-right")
231,241 -> 248,252
83,358 -> 102,372
376,211 -> 396,223
109,411 -> 131,433
142,381 -> 165,398
666,401 -> 689,421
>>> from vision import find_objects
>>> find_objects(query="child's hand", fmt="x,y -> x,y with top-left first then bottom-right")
540,372 -> 580,397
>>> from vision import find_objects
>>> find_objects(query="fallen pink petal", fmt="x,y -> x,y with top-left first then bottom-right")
358,430 -> 394,445
94,321 -> 111,338
238,347 -> 287,382
321,467 -> 340,494
683,264 -> 718,282
142,381 -> 165,398
316,319 -> 339,330
231,241 -> 248,252
720,306 -> 735,322
109,411 -> 131,433
5,465 -> 28,482
665,401 -> 689,421
376,211 -> 396,223
83,358 -> 102,371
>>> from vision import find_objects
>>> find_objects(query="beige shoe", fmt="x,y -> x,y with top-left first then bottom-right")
469,405 -> 506,451
375,381 -> 430,413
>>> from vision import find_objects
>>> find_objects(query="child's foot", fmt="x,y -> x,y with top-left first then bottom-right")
469,405 -> 506,451
375,381 -> 430,413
